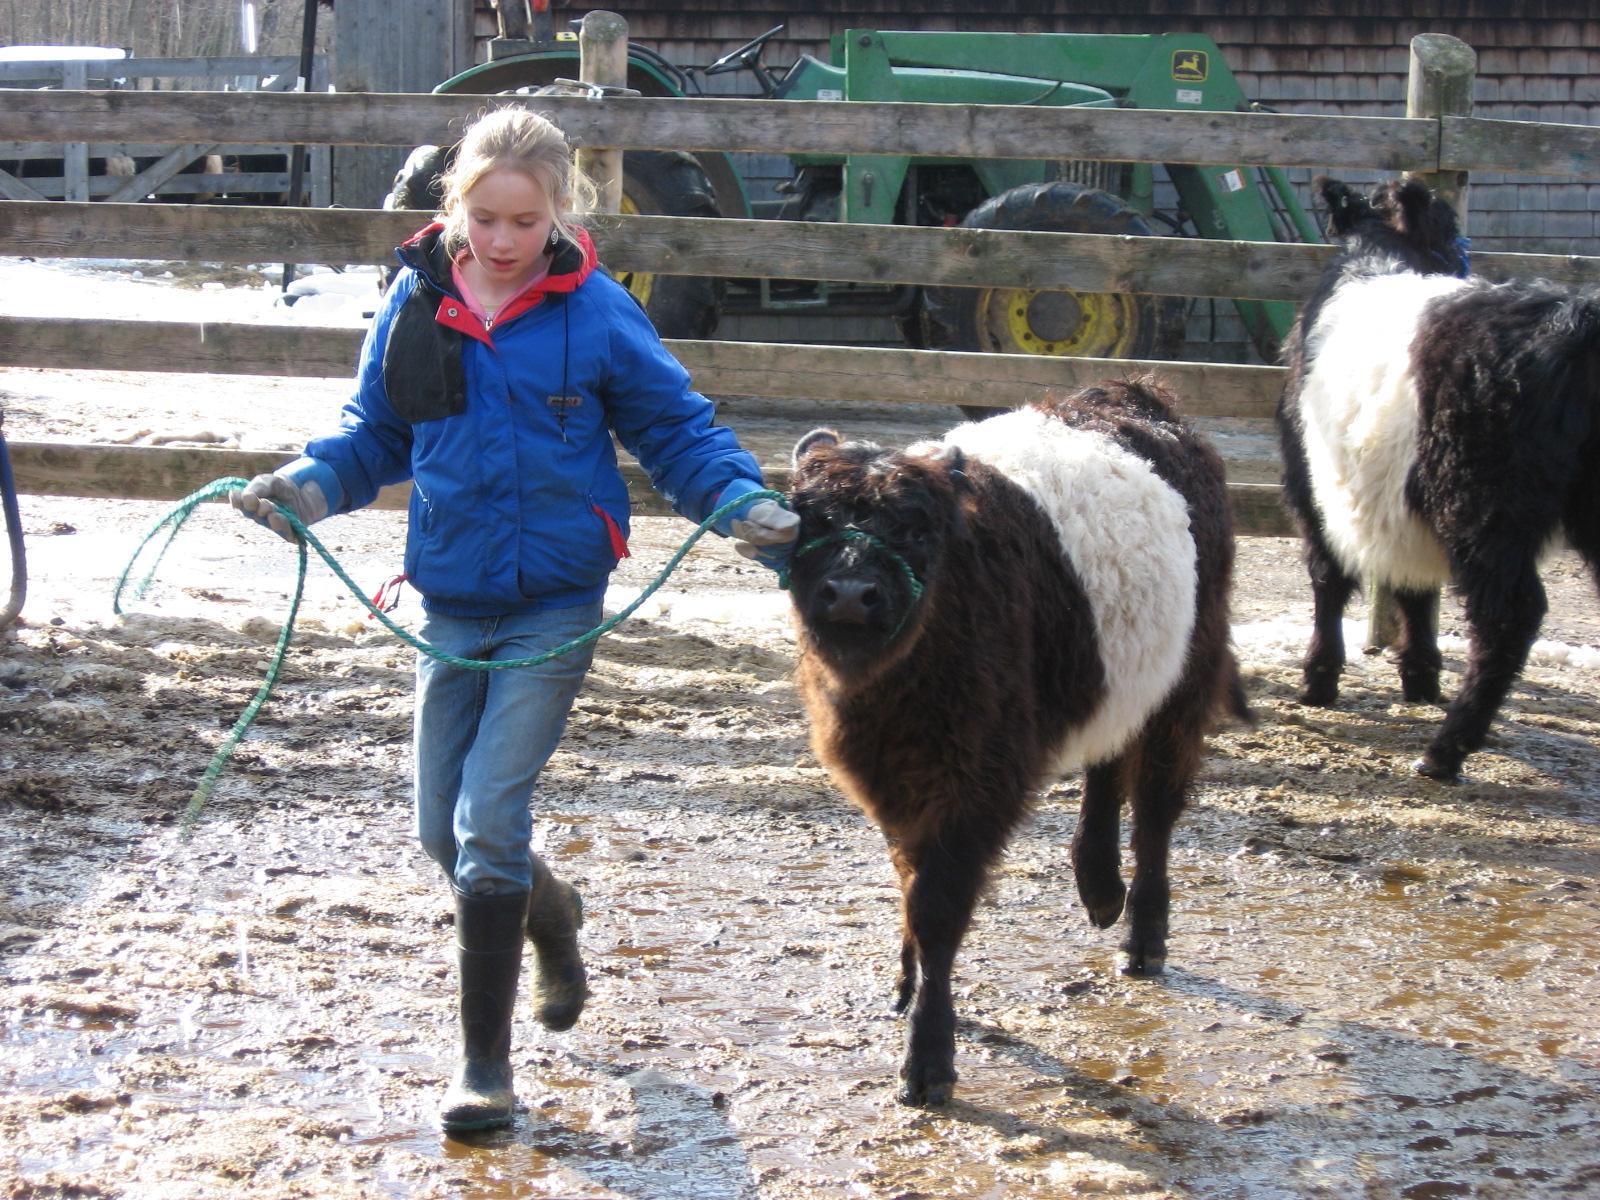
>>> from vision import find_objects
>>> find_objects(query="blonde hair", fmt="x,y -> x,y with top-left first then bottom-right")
437,106 -> 598,255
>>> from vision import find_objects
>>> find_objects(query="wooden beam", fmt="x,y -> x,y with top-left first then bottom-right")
0,317 -> 1286,418
5,173 -> 293,200
666,340 -> 1287,419
5,440 -> 1293,534
1441,114 -> 1600,179
0,202 -> 1333,300
0,166 -> 48,201
0,201 -> 412,269
1227,482 -> 1293,539
0,88 -> 1437,172
8,202 -> 1594,294
576,11 -> 628,215
61,62 -> 90,203
0,55 -> 308,84
0,316 -> 362,378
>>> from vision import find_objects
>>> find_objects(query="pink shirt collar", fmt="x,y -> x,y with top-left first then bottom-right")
450,252 -> 550,323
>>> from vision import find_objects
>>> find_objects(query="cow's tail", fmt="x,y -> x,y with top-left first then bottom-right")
1220,647 -> 1255,727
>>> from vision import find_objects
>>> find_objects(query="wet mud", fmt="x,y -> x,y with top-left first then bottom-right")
2,272 -> 1599,1197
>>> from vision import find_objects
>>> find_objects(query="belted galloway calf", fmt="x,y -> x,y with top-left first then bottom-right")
785,378 -> 1244,1106
1278,176 -> 1600,780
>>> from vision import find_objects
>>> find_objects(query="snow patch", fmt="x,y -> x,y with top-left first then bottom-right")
1233,616 -> 1600,673
605,586 -> 792,634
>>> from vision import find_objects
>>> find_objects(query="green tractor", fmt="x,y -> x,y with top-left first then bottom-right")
395,21 -> 1320,368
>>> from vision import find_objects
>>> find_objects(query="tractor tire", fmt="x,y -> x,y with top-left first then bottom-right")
614,149 -> 724,340
380,146 -> 723,341
921,182 -> 1188,421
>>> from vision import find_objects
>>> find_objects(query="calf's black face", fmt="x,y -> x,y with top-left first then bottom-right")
1317,175 -> 1466,277
786,429 -> 964,677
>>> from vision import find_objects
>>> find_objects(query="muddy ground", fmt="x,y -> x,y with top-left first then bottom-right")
2,261 -> 1599,1199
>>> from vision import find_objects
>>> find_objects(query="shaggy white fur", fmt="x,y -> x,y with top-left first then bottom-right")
943,408 -> 1197,771
1299,270 -> 1469,588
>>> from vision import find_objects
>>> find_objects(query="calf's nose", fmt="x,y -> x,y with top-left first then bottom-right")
819,577 -> 882,625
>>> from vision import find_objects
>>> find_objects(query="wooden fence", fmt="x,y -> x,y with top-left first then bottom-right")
2,37 -> 1598,535
0,54 -> 330,205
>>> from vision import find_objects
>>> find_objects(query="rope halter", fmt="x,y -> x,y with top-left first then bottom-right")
777,528 -> 926,641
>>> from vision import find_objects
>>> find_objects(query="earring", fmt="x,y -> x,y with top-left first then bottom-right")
547,229 -> 560,252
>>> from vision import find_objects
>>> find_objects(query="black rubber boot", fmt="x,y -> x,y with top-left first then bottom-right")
526,860 -> 588,1032
439,888 -> 529,1134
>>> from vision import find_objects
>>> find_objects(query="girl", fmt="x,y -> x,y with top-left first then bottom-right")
231,106 -> 797,1132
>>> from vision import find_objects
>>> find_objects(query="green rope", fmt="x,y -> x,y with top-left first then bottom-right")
113,477 -> 786,835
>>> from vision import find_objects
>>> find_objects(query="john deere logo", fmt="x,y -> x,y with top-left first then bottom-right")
1172,50 -> 1208,83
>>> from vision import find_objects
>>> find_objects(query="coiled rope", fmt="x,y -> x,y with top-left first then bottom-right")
114,477 -> 787,834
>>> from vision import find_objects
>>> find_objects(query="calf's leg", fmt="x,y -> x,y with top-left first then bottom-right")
1392,587 -> 1443,703
1121,724 -> 1200,976
1072,757 -> 1127,929
1302,539 -> 1359,707
1416,557 -> 1545,780
896,831 -> 993,1107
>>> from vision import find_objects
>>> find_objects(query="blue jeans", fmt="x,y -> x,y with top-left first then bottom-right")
413,601 -> 602,896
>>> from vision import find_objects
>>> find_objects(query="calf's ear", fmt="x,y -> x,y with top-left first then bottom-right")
793,428 -> 841,466
1317,175 -> 1369,236
1394,177 -> 1458,246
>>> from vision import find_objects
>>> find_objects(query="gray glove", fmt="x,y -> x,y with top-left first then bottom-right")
730,499 -> 801,570
230,470 -> 331,541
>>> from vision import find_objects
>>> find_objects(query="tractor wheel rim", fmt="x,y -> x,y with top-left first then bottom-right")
981,286 -> 1136,356
611,192 -> 654,307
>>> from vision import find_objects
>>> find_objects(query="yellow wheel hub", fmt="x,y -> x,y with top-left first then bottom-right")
979,287 -> 1139,356
611,192 -> 654,308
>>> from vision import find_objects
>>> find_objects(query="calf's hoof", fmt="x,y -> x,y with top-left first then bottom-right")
897,1058 -> 957,1108
1117,935 -> 1167,978
1076,875 -> 1127,930
1300,675 -> 1340,707
1411,753 -> 1462,783
1400,671 -> 1442,704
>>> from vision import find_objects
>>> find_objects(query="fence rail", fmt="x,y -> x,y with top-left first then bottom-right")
3,88 -> 1600,180
0,88 -> 1440,170
0,55 -> 312,87
0,315 -> 1285,417
4,203 -> 1596,298
0,440 -> 1291,537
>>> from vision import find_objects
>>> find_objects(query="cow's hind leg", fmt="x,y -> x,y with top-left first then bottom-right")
1393,587 -> 1444,703
896,830 -> 995,1107
1416,555 -> 1545,781
1121,724 -> 1201,977
1072,757 -> 1127,929
1302,537 -> 1359,707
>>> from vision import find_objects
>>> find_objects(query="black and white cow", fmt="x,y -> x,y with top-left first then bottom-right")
785,378 -> 1244,1106
1278,175 -> 1600,780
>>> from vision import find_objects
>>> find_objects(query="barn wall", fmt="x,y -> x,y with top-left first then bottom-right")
334,0 -> 475,207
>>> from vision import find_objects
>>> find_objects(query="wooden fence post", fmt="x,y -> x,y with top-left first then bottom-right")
577,10 -> 627,216
62,61 -> 90,203
1366,32 -> 1475,653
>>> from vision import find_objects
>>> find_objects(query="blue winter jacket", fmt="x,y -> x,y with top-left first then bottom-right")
296,223 -> 766,618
